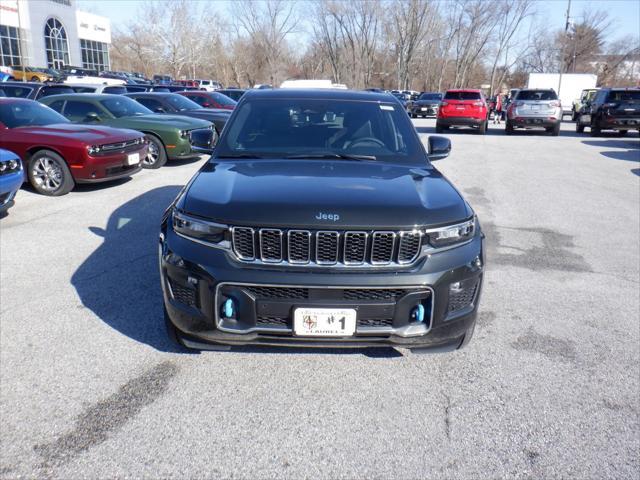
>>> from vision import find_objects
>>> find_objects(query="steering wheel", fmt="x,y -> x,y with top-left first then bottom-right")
347,137 -> 386,149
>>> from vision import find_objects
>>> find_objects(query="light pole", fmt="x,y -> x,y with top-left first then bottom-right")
557,0 -> 572,99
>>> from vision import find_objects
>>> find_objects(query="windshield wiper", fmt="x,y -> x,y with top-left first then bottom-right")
285,153 -> 377,161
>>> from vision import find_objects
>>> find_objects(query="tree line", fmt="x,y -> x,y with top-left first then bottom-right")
110,0 -> 640,93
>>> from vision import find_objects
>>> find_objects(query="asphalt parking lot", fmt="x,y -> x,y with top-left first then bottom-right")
1,119 -> 638,479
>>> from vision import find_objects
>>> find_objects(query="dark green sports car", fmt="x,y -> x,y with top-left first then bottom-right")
40,94 -> 214,168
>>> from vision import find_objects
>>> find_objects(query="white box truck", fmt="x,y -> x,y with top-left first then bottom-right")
527,73 -> 597,118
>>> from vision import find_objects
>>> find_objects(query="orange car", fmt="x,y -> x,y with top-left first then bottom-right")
10,66 -> 59,83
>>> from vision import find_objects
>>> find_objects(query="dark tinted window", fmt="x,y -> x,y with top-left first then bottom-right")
71,86 -> 97,93
218,98 -> 424,164
37,86 -> 74,98
0,85 -> 33,98
64,101 -> 104,121
0,101 -> 69,127
47,100 -> 65,113
219,90 -> 244,101
184,93 -> 207,106
444,91 -> 481,100
125,86 -> 148,92
606,90 -> 640,102
210,92 -> 236,106
100,96 -> 152,117
516,90 -> 558,101
135,97 -> 165,111
103,86 -> 128,94
166,94 -> 201,110
419,93 -> 442,101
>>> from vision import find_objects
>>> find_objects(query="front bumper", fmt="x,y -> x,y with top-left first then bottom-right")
160,224 -> 485,351
72,145 -> 147,182
168,129 -> 214,159
0,169 -> 24,213
411,105 -> 439,116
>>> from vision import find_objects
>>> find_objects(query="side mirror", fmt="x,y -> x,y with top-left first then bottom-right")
427,135 -> 451,161
84,112 -> 101,122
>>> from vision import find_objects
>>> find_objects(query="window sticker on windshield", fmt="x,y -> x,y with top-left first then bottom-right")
380,105 -> 394,111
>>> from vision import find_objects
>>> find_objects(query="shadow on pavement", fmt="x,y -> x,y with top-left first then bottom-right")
581,139 -> 640,163
631,168 -> 640,176
72,185 -> 187,353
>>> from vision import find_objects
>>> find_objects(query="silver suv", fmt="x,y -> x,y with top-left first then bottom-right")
505,89 -> 562,136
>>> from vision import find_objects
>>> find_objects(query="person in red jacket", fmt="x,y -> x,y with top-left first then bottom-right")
493,92 -> 503,124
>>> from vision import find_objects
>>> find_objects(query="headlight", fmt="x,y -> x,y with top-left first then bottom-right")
179,130 -> 189,138
173,210 -> 227,244
425,218 -> 475,248
87,145 -> 101,155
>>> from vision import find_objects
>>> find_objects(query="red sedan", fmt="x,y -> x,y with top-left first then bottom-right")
0,98 -> 147,196
178,90 -> 237,110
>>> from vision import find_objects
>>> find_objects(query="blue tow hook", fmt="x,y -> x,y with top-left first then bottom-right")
411,304 -> 425,323
223,298 -> 235,318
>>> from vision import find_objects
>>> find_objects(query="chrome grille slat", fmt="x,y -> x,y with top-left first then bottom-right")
259,229 -> 283,262
371,231 -> 396,265
344,231 -> 367,265
397,231 -> 422,264
232,227 -> 255,260
288,230 -> 311,264
316,231 -> 339,265
231,227 -> 422,267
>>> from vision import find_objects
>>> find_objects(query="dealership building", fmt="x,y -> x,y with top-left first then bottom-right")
0,0 -> 111,71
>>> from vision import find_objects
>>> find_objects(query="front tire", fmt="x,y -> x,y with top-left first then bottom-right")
28,150 -> 74,196
435,123 -> 443,134
551,122 -> 561,136
590,120 -> 602,137
617,130 -> 628,136
576,121 -> 585,133
143,134 -> 167,169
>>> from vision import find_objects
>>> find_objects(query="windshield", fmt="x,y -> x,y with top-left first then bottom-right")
444,91 -> 481,100
0,101 -> 69,128
100,96 -> 152,117
216,98 -> 425,164
419,93 -> 442,101
516,90 -> 558,101
166,94 -> 201,110
211,92 -> 236,106
607,90 -> 640,102
0,85 -> 34,98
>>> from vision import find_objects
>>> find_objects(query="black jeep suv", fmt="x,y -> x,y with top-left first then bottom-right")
160,89 -> 484,352
576,87 -> 640,136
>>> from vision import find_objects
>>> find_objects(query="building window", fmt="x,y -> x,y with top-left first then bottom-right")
44,18 -> 69,69
80,39 -> 110,72
0,25 -> 22,67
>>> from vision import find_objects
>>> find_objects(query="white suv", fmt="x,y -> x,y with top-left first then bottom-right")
196,80 -> 223,92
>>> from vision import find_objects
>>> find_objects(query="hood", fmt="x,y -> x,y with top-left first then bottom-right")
122,114 -> 211,129
21,123 -> 142,144
181,160 -> 471,229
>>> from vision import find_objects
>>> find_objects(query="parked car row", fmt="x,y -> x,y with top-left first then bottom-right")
0,87 -> 230,203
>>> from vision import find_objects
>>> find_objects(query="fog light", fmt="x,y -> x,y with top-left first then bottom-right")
450,281 -> 463,293
410,304 -> 425,323
222,298 -> 235,318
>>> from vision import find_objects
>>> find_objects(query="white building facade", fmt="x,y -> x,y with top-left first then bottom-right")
0,0 -> 111,71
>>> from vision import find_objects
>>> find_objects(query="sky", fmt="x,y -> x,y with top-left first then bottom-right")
76,0 -> 640,43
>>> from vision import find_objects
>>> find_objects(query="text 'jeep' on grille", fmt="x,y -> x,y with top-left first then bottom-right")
160,89 -> 485,352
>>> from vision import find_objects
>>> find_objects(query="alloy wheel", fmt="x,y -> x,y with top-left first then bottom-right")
32,156 -> 63,193
145,141 -> 159,166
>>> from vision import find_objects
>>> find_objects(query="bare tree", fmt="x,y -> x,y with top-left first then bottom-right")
388,0 -> 436,90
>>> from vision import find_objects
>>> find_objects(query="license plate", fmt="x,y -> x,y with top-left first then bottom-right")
293,308 -> 357,337
531,105 -> 540,111
126,153 -> 140,165
421,107 -> 427,111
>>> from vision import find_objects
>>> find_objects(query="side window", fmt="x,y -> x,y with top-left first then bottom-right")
594,90 -> 606,105
47,100 -> 65,113
64,101 -> 103,122
188,94 -> 207,106
136,98 -> 164,112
